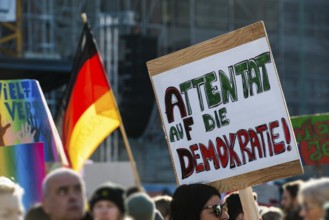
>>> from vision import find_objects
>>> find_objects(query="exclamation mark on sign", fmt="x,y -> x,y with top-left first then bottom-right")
282,118 -> 291,151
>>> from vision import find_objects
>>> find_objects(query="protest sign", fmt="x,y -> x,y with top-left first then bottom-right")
0,142 -> 46,210
147,21 -> 303,192
291,113 -> 329,165
0,79 -> 63,162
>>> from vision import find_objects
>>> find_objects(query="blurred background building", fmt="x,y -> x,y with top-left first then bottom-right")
0,0 -> 328,185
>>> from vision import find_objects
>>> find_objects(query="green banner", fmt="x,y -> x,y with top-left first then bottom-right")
291,113 -> 329,165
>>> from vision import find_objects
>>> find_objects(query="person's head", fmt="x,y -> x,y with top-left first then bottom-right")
153,195 -> 172,220
42,168 -> 86,220
89,182 -> 126,220
224,191 -> 258,220
126,192 -> 156,220
261,206 -> 283,220
170,184 -> 229,220
299,177 -> 329,220
125,186 -> 143,198
0,176 -> 24,220
224,192 -> 244,220
25,203 -> 51,220
281,180 -> 303,212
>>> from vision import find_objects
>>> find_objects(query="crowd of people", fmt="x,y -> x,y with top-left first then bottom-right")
0,167 -> 328,220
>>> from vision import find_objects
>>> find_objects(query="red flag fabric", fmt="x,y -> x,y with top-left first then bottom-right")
62,22 -> 120,171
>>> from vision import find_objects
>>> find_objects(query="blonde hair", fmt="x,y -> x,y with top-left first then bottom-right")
0,176 -> 24,214
261,206 -> 284,220
299,177 -> 329,207
0,176 -> 24,198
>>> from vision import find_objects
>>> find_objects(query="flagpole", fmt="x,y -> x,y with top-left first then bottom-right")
119,124 -> 143,191
80,13 -> 143,191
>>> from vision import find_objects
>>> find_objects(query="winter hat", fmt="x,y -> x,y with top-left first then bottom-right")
126,192 -> 155,220
89,182 -> 125,213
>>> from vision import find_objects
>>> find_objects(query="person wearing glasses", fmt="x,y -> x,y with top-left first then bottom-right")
299,177 -> 329,220
170,184 -> 229,220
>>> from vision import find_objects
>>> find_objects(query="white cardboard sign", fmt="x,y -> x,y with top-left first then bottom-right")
151,36 -> 300,185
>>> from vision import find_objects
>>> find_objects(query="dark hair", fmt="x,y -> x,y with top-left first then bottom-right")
126,185 -> 144,198
224,192 -> 243,220
153,195 -> 172,218
282,180 -> 303,199
25,203 -> 51,220
170,184 -> 221,220
224,191 -> 258,220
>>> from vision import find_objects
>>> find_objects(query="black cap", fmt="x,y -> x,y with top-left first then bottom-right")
89,182 -> 125,213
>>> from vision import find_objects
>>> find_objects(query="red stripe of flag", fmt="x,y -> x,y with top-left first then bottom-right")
62,23 -> 120,170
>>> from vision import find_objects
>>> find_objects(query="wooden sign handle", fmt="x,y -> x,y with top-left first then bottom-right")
239,187 -> 260,220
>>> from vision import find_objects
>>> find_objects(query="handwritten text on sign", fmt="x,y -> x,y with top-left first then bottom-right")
152,37 -> 299,185
291,114 -> 329,165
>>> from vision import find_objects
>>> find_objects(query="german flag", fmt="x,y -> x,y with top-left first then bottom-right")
62,22 -> 121,171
